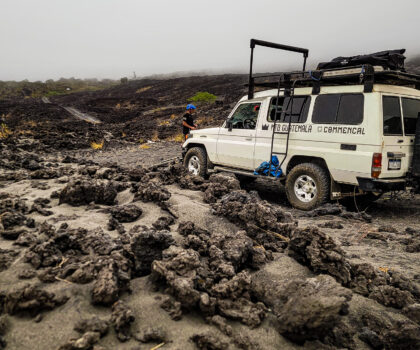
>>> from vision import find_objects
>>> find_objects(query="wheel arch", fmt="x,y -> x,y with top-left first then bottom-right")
184,142 -> 207,152
184,142 -> 213,168
286,155 -> 330,175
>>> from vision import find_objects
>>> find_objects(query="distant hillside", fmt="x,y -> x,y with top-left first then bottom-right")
406,56 -> 420,74
0,78 -> 117,99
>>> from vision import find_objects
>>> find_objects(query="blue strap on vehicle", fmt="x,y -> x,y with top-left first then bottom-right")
309,70 -> 321,81
254,155 -> 283,178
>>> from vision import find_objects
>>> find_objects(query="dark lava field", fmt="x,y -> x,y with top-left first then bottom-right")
0,75 -> 419,350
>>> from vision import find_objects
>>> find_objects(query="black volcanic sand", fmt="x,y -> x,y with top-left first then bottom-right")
0,75 -> 419,349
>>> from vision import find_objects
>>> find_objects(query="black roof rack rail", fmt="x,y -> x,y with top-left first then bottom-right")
249,65 -> 420,94
248,39 -> 309,99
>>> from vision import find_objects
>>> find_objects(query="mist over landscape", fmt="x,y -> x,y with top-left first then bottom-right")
1,0 -> 420,81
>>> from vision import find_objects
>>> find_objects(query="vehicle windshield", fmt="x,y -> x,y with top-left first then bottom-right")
227,102 -> 260,129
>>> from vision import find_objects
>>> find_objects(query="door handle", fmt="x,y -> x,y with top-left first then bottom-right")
245,137 -> 253,141
397,140 -> 403,143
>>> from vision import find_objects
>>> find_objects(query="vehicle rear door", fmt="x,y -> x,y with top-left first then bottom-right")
216,101 -> 261,170
381,95 -> 417,177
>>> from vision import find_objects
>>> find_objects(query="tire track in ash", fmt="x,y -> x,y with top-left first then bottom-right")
62,107 -> 101,124
41,96 -> 101,124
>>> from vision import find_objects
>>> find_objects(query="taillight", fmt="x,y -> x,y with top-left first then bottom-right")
371,153 -> 382,178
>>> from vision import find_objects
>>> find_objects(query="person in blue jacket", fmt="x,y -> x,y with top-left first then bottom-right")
182,104 -> 198,140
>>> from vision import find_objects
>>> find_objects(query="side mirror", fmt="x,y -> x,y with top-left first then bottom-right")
226,120 -> 233,131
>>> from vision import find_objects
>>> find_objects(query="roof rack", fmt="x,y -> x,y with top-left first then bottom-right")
247,40 -> 420,97
248,39 -> 308,99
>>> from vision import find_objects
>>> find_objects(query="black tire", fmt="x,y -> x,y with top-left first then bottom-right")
236,174 -> 256,186
183,147 -> 207,177
285,163 -> 330,210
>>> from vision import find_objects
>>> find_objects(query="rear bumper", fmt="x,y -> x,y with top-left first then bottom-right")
357,177 -> 406,192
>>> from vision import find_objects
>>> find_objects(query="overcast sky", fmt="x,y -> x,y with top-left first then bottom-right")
1,0 -> 419,81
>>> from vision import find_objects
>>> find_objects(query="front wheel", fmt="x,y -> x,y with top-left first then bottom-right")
183,147 -> 207,177
285,163 -> 330,210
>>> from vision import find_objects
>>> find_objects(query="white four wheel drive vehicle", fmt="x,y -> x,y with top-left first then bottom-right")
182,39 -> 420,210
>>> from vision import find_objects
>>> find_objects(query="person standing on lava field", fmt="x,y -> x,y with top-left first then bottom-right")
182,104 -> 198,140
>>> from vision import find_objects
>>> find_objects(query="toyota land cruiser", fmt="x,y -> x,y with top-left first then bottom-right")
182,40 -> 420,210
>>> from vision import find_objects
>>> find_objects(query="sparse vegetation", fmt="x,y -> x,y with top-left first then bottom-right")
90,140 -> 104,150
0,123 -> 12,139
167,133 -> 184,143
188,91 -> 217,104
158,120 -> 170,126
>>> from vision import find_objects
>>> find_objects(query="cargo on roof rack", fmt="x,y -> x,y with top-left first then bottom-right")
251,65 -> 420,94
317,49 -> 406,71
247,40 -> 420,97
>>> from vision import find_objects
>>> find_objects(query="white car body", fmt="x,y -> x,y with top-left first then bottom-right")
183,83 -> 420,196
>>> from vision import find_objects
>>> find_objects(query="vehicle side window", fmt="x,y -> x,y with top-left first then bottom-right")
336,94 -> 364,124
402,98 -> 420,135
227,102 -> 260,130
267,96 -> 310,123
312,94 -> 364,124
383,96 -> 402,135
312,95 -> 340,123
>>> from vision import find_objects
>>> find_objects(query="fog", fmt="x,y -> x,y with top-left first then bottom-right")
1,0 -> 419,81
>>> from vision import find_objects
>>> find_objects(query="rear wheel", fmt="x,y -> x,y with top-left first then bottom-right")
285,163 -> 330,210
183,147 -> 207,177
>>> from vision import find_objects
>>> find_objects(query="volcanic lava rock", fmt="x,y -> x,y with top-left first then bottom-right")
59,332 -> 100,350
288,226 -> 352,285
203,172 -> 241,204
91,264 -> 120,305
134,326 -> 167,343
1,229 -> 26,240
110,204 -> 142,223
134,181 -> 171,203
152,223 -> 270,328
288,226 -> 420,309
59,178 -> 118,206
301,202 -> 372,222
369,285 -> 415,309
22,159 -> 42,171
190,332 -> 229,350
158,163 -> 187,185
29,198 -> 53,216
0,249 -> 19,272
273,275 -> 352,343
152,216 -> 175,230
178,174 -> 207,191
403,303 -> 420,323
318,221 -> 344,229
127,168 -> 148,182
160,296 -> 183,320
17,269 -> 36,280
212,191 -> 295,251
130,227 -> 175,276
359,309 -> 420,350
111,301 -> 135,342
0,211 -> 26,229
1,284 -> 69,316
0,315 -> 8,336
74,316 -> 110,336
